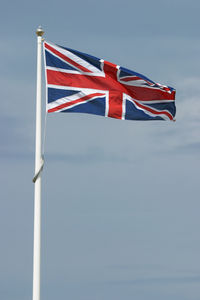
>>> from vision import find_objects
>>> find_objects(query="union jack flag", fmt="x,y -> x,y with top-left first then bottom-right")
44,41 -> 176,121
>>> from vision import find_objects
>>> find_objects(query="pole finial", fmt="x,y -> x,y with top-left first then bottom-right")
36,25 -> 44,37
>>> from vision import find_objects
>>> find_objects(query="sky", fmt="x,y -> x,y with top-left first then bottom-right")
1,0 -> 200,299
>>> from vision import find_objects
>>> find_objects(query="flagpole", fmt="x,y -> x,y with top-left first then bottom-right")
32,26 -> 44,300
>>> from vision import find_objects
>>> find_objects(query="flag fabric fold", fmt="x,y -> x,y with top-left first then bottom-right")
44,41 -> 176,121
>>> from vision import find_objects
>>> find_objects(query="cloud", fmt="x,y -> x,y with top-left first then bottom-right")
0,108 -> 34,161
146,77 -> 200,156
46,146 -> 131,164
107,275 -> 200,286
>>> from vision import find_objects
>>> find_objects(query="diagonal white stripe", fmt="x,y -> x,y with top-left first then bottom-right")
45,66 -> 105,77
45,41 -> 102,74
47,93 -> 106,113
126,96 -> 173,120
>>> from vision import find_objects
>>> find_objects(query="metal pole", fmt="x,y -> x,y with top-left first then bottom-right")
33,26 -> 44,300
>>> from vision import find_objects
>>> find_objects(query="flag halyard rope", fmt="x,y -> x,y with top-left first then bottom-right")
32,111 -> 47,183
32,155 -> 45,183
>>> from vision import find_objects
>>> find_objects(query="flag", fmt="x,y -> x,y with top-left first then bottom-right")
44,41 -> 176,121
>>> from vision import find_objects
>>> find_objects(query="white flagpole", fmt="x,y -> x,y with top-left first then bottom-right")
32,26 -> 44,300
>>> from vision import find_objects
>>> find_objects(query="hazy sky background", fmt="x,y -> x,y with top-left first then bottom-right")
1,1 -> 200,299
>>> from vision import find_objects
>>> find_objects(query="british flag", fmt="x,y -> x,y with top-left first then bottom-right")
44,41 -> 176,121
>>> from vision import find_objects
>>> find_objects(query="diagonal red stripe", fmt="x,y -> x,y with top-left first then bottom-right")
134,100 -> 173,120
48,93 -> 105,113
121,76 -> 141,82
45,42 -> 92,73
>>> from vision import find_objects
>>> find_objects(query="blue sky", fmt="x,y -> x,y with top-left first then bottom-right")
1,0 -> 200,299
